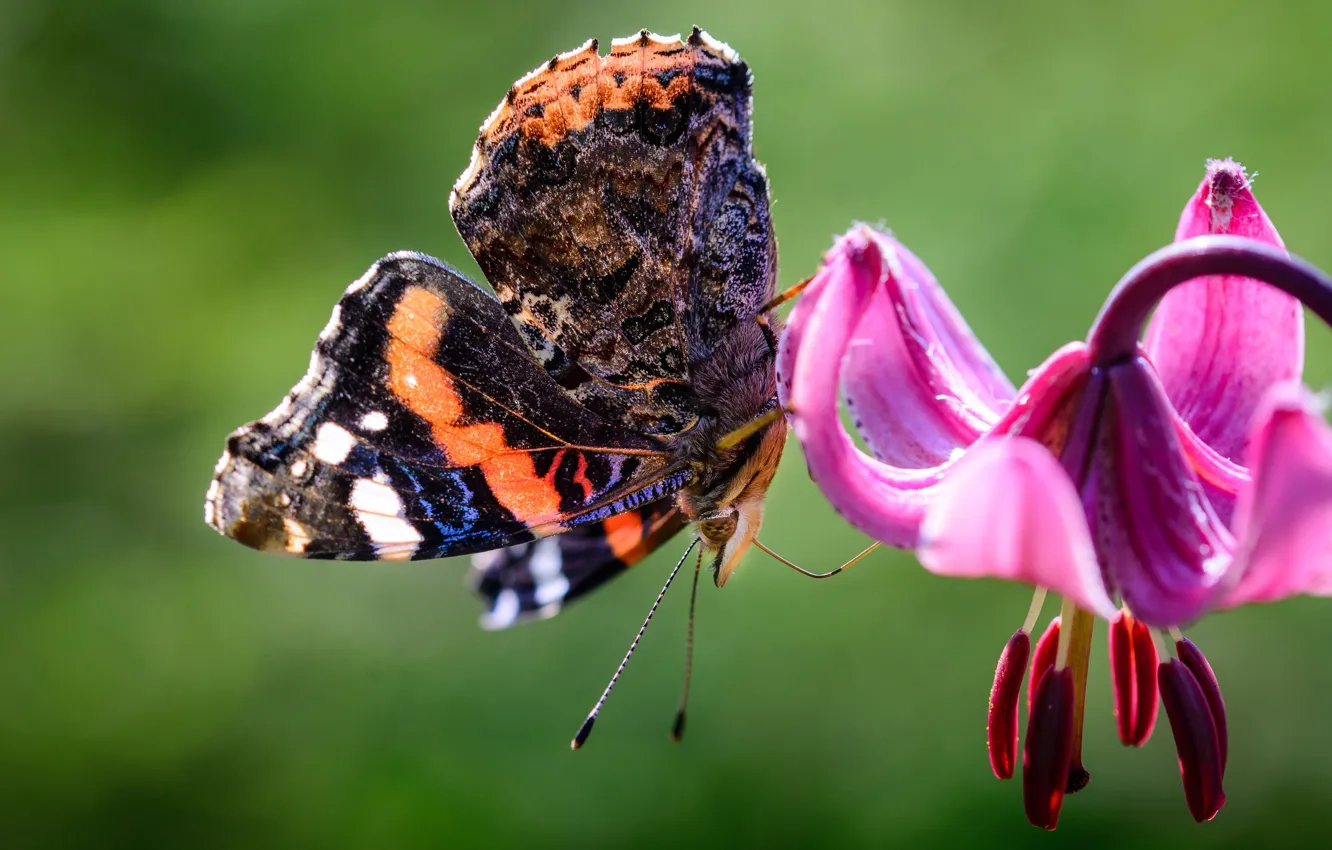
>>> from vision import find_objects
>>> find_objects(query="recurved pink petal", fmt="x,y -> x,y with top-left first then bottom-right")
1089,361 -> 1236,627
840,229 -> 1013,467
1143,158 -> 1301,463
1176,421 -> 1248,529
1222,383 -> 1332,606
778,227 -> 953,549
917,437 -> 1117,620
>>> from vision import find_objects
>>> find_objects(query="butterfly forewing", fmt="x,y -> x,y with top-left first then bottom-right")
205,252 -> 686,561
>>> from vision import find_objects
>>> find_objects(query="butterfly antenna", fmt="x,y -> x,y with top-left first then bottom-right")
670,546 -> 705,742
571,536 -> 701,750
752,538 -> 882,579
761,274 -> 815,313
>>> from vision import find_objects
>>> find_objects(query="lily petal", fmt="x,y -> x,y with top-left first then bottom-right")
1176,421 -> 1248,529
1222,383 -> 1332,606
918,437 -> 1117,620
841,229 -> 1013,467
1089,360 -> 1236,627
1143,158 -> 1301,463
778,228 -> 952,548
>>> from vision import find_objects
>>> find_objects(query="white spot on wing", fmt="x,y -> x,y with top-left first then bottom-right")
283,518 -> 311,553
289,459 -> 308,478
360,410 -> 389,432
482,589 -> 520,630
536,601 -> 562,621
351,476 -> 403,517
312,422 -> 357,465
350,477 -> 422,558
530,537 -> 570,606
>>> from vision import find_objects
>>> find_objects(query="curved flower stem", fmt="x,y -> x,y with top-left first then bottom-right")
1088,236 -> 1332,366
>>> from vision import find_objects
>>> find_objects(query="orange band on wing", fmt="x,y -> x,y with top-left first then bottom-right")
385,286 -> 561,524
602,509 -> 645,562
571,452 -> 594,502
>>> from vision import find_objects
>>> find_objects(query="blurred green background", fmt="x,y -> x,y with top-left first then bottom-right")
5,0 -> 1332,847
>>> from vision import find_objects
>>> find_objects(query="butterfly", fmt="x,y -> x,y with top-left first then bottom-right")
205,28 -> 797,742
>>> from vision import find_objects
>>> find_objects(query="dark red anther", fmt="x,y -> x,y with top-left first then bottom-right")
1027,616 -> 1060,715
988,629 -> 1030,780
1109,611 -> 1134,744
1109,611 -> 1159,746
1023,667 -> 1075,830
1175,637 -> 1227,772
1159,659 -> 1226,822
1130,616 -> 1159,745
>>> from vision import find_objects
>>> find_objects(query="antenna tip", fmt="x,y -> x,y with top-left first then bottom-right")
670,710 -> 687,742
571,715 -> 596,750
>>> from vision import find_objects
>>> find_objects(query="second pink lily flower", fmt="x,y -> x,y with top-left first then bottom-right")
777,160 -> 1332,828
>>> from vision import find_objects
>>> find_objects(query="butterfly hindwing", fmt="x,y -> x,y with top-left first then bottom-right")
205,251 -> 692,561
449,29 -> 776,437
471,496 -> 687,628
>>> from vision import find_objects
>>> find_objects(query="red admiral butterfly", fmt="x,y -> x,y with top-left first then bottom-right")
204,29 -> 841,745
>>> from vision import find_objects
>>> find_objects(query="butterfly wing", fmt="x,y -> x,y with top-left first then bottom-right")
470,496 -> 687,629
449,29 -> 776,437
205,251 -> 692,561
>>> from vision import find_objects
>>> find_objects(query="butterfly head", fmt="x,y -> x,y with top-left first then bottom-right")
686,415 -> 786,587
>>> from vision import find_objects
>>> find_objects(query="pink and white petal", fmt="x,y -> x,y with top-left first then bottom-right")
1221,384 -> 1332,606
841,230 -> 1013,468
896,244 -> 1017,413
779,229 -> 953,549
918,437 -> 1118,620
1176,420 -> 1249,528
842,289 -> 985,467
1144,158 -> 1302,463
1091,362 -> 1237,628
990,343 -> 1094,442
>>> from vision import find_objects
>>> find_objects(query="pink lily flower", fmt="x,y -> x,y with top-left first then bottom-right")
778,160 -> 1332,829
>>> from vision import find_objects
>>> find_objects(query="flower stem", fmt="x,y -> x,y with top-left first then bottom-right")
1087,236 -> 1332,366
